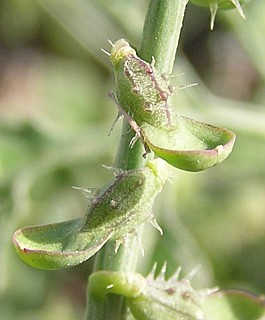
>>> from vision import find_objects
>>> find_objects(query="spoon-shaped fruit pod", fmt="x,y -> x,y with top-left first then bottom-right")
141,116 -> 236,172
12,159 -> 168,270
109,39 -> 236,171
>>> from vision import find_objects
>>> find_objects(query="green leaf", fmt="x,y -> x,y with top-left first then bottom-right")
142,116 -> 236,172
12,159 -> 168,270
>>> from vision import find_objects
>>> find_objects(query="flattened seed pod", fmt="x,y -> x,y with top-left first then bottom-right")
109,39 -> 236,172
12,159 -> 168,270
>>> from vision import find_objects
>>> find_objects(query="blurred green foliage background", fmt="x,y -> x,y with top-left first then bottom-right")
0,0 -> 265,319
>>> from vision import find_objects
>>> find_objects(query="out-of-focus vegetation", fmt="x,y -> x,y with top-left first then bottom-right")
0,0 -> 264,319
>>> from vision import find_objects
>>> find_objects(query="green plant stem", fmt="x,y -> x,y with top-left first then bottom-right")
85,1 -> 188,319
140,0 -> 188,74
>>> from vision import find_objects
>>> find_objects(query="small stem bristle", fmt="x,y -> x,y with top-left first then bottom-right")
231,0 -> 246,19
209,4 -> 218,30
101,48 -> 110,56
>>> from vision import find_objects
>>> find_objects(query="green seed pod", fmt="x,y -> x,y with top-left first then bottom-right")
128,266 -> 206,320
109,39 -> 236,172
82,159 -> 167,238
12,159 -> 168,270
89,267 -> 208,320
88,269 -> 265,319
110,39 -> 173,128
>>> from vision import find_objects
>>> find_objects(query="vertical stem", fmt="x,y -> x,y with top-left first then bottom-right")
85,1 -> 188,319
140,0 -> 188,74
